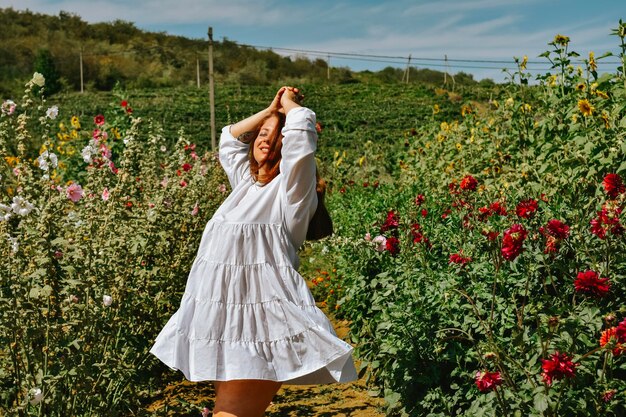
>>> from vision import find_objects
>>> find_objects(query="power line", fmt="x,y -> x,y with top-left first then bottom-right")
236,42 -> 621,67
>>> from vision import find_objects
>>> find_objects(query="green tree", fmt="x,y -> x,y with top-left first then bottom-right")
33,48 -> 62,95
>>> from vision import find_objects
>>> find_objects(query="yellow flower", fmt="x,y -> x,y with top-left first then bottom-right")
433,104 -> 440,114
440,121 -> 450,131
425,141 -> 432,149
553,34 -> 570,46
70,130 -> 78,139
588,51 -> 597,71
71,116 -> 81,129
521,103 -> 532,114
520,55 -> 528,70
65,144 -> 76,156
595,90 -> 609,99
601,112 -> 610,129
358,156 -> 366,166
571,114 -> 579,123
505,97 -> 514,107
578,99 -> 594,116
576,83 -> 586,92
548,75 -> 558,87
461,105 -> 473,117
437,134 -> 446,143
490,100 -> 499,109
58,122 -> 66,132
456,143 -> 462,151
4,156 -> 20,167
39,143 -> 48,153
111,127 -> 121,139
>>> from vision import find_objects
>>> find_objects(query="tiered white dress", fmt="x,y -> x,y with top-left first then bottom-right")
150,107 -> 357,384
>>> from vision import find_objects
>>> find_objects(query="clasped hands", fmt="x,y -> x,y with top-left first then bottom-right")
268,86 -> 303,116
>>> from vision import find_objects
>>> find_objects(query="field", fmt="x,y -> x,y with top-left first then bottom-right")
1,27 -> 626,416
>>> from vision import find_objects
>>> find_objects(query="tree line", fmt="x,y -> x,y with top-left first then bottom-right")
0,8 -> 487,96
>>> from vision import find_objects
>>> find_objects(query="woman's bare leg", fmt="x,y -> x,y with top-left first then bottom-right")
212,379 -> 282,417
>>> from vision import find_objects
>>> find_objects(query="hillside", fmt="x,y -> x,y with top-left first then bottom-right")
0,8 -> 484,96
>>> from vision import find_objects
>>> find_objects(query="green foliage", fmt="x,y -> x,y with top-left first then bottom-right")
308,24 -> 626,417
0,75 -> 228,415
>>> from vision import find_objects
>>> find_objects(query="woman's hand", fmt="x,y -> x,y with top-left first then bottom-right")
267,86 -> 287,115
279,87 -> 303,114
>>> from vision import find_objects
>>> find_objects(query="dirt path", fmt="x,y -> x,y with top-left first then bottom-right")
143,319 -> 385,417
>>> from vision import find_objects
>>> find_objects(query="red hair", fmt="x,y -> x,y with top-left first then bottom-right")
248,113 -> 285,184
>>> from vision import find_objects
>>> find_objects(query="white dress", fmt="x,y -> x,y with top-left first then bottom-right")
150,107 -> 358,384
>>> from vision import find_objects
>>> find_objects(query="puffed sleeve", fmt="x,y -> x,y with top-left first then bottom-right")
279,107 -> 318,247
218,125 -> 250,189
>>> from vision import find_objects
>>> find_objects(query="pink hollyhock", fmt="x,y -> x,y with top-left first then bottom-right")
101,187 -> 110,201
541,352 -> 578,385
574,270 -> 610,297
179,180 -> 188,188
501,224 -> 527,261
475,371 -> 502,392
516,198 -> 538,219
602,173 -> 625,199
94,114 -> 105,126
191,202 -> 199,216
459,175 -> 478,191
66,183 -> 84,202
364,232 -> 371,241
372,235 -> 387,252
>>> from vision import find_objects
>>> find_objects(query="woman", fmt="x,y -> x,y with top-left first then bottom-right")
150,86 -> 357,416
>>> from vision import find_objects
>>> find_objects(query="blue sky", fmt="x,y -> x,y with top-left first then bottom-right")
1,0 -> 623,81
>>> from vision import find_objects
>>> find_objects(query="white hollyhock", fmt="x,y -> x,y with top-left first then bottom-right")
0,203 -> 11,221
32,72 -> 45,87
10,196 -> 34,216
29,387 -> 43,405
37,150 -> 58,171
46,105 -> 58,119
103,295 -> 112,306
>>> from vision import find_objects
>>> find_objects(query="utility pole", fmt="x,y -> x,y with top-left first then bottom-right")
196,57 -> 200,88
327,54 -> 330,81
402,54 -> 412,84
79,47 -> 84,93
208,26 -> 216,151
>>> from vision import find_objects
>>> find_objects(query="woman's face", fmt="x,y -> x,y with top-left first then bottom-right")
253,116 -> 280,168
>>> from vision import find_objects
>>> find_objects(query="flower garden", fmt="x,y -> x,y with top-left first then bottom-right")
1,23 -> 626,416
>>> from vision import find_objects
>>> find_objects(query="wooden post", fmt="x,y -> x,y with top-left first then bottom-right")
208,27 -> 216,151
327,54 -> 330,80
443,54 -> 447,86
79,47 -> 84,93
402,54 -> 411,84
196,57 -> 200,88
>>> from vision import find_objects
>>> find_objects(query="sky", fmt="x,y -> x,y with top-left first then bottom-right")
1,0 -> 624,82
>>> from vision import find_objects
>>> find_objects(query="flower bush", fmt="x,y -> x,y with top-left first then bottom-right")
0,75 -> 227,415
313,24 -> 626,417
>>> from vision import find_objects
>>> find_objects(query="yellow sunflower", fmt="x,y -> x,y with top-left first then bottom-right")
588,51 -> 597,71
433,104 -> 440,114
71,116 -> 81,129
578,99 -> 594,116
553,34 -> 570,46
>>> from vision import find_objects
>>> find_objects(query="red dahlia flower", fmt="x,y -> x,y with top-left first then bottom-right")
94,114 -> 105,126
616,318 -> 626,343
120,100 -> 128,107
544,219 -> 570,239
414,194 -> 425,206
475,371 -> 502,392
460,175 -> 478,191
602,173 -> 625,199
516,198 -> 538,219
381,210 -> 400,232
501,224 -> 527,261
602,389 -> 617,403
489,201 -> 507,216
541,352 -> 578,385
449,252 -> 472,266
182,163 -> 193,172
574,270 -> 610,297
385,236 -> 400,255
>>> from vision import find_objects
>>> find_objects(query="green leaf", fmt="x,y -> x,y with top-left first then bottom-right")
534,391 -> 549,412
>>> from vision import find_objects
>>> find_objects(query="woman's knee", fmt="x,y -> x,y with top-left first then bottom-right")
213,379 -> 282,417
